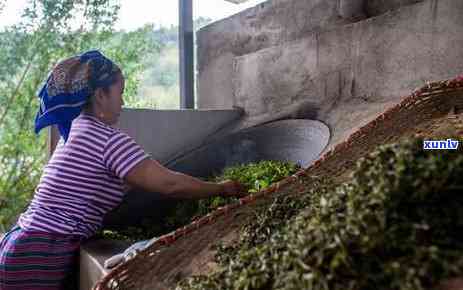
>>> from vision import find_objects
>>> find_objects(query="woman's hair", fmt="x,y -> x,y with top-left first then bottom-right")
83,69 -> 122,110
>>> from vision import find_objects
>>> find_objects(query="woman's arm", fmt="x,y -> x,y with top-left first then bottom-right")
124,158 -> 245,199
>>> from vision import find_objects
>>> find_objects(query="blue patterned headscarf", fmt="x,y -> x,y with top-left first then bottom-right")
34,50 -> 121,143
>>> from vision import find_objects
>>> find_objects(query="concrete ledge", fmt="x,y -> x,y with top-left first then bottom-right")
115,108 -> 243,164
80,239 -> 131,290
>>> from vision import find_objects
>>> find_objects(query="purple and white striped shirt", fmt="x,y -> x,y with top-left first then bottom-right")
18,112 -> 150,238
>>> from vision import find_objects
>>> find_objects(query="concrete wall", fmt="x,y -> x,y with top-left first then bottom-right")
198,0 -> 463,148
196,0 -> 428,110
114,108 -> 242,164
196,0 -> 366,109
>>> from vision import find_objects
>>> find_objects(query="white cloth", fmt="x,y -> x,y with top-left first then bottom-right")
104,237 -> 159,269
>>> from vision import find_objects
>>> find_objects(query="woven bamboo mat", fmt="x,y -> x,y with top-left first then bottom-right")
94,76 -> 463,290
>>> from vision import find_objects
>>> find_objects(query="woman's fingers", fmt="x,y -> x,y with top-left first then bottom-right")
220,180 -> 248,197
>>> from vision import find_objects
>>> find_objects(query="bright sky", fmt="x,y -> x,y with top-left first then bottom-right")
0,0 -> 267,30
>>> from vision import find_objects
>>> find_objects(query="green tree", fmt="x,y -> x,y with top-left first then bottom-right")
0,0 -> 160,231
137,17 -> 213,109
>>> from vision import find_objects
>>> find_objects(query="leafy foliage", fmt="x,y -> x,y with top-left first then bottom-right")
137,17 -> 212,109
196,160 -> 302,217
177,138 -> 463,290
0,0 -> 160,231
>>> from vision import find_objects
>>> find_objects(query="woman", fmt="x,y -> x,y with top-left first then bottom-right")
0,50 -> 245,289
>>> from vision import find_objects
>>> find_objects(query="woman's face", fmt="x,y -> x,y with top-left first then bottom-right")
99,72 -> 125,125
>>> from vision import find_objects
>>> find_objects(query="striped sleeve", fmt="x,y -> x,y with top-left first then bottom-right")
103,130 -> 150,179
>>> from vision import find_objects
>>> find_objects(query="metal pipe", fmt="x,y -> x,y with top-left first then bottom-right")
179,0 -> 195,109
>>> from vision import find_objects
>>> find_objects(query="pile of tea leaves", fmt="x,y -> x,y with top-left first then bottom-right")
96,160 -> 301,242
176,137 -> 463,290
181,160 -> 302,221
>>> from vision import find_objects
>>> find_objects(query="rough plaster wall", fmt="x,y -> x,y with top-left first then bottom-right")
197,0 -> 366,109
196,0 -> 428,110
197,0 -> 353,68
231,0 -> 463,148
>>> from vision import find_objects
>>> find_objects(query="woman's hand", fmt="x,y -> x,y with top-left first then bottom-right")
219,180 -> 248,198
